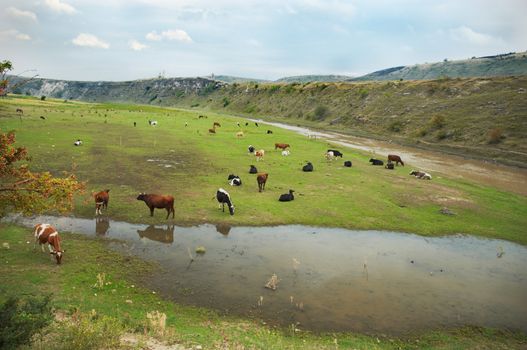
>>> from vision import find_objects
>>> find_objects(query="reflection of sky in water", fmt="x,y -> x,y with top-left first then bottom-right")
8,215 -> 527,334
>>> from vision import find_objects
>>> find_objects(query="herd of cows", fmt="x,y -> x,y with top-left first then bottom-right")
27,109 -> 433,264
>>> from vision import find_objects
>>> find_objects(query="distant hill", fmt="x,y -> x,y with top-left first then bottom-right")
352,52 -> 527,81
276,75 -> 353,83
212,75 -> 269,84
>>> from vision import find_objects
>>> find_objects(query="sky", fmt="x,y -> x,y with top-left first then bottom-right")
1,0 -> 526,81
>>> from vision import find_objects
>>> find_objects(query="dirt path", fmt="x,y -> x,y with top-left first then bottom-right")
255,119 -> 527,196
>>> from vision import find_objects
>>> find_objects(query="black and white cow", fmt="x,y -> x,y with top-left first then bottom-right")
228,174 -> 242,186
248,145 -> 255,154
369,158 -> 384,166
327,149 -> 343,158
216,188 -> 235,215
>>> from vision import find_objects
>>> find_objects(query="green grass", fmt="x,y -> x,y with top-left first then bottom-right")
1,224 -> 525,349
1,95 -> 526,245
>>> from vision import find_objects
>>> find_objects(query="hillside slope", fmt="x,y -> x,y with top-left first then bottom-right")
352,52 -> 527,81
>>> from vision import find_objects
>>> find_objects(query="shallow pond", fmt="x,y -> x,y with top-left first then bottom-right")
9,215 -> 527,334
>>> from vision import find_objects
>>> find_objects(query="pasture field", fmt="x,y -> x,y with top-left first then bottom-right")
1,224 -> 526,349
1,95 -> 526,244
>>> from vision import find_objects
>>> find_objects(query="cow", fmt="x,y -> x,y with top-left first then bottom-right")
279,189 -> 295,202
213,122 -> 221,128
255,122 -> 259,127
245,122 -> 249,126
344,161 -> 352,167
236,131 -> 244,138
16,108 -> 23,114
73,139 -> 83,146
237,122 -> 241,128
369,158 -> 384,166
216,188 -> 235,215
410,170 -> 432,180
275,143 -> 290,150
328,149 -> 343,158
302,162 -> 313,172
94,189 -> 110,215
248,145 -> 255,154
133,121 -> 137,127
228,174 -> 242,186
148,120 -> 158,126
388,154 -> 404,166
385,161 -> 395,170
209,126 -> 216,134
257,173 -> 268,192
282,150 -> 290,156
255,149 -> 265,161
33,224 -> 64,265
325,151 -> 336,160
40,116 -> 46,120
249,165 -> 258,174
136,193 -> 175,219
267,130 -> 273,134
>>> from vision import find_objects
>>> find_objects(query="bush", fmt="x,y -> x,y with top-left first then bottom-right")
388,120 -> 404,132
358,88 -> 369,99
488,128 -> 504,144
222,97 -> 230,107
313,105 -> 330,120
429,115 -> 445,129
0,295 -> 53,350
268,85 -> 280,93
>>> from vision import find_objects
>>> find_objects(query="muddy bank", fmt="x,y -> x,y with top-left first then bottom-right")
251,119 -> 527,196
9,215 -> 527,335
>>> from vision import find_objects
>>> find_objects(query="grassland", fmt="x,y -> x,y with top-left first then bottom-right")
1,224 -> 526,349
1,95 -> 526,245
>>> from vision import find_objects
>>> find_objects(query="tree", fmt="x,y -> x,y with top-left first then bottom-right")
0,60 -> 13,97
0,130 -> 85,216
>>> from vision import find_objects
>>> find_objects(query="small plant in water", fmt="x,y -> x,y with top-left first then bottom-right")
264,274 -> 279,290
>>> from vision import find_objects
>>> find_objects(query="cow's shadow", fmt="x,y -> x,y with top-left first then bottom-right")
137,224 -> 175,244
95,216 -> 110,236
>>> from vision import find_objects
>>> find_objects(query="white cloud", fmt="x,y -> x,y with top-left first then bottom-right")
0,29 -> 31,41
449,26 -> 495,45
161,29 -> 192,42
6,7 -> 38,21
72,33 -> 109,49
146,29 -> 193,43
45,0 -> 77,14
146,31 -> 162,41
129,39 -> 148,51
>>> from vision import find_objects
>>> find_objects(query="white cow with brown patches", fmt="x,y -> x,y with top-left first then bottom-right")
34,223 -> 64,264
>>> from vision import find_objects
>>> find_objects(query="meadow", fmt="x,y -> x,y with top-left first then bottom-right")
0,95 -> 526,244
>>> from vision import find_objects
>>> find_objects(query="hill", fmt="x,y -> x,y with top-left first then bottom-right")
352,52 -> 527,81
212,75 -> 269,83
275,75 -> 353,83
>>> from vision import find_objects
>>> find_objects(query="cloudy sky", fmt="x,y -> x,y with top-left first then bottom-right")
1,0 -> 526,81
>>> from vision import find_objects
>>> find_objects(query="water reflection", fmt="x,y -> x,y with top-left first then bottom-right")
137,224 -> 175,244
215,223 -> 231,236
95,216 -> 110,235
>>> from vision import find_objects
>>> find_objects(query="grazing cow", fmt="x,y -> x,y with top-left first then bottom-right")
257,173 -> 268,192
302,162 -> 313,172
245,122 -> 249,126
248,145 -> 255,154
325,151 -> 336,160
385,161 -> 394,170
275,143 -> 290,150
282,150 -> 290,156
369,158 -> 384,166
40,116 -> 46,120
34,224 -> 63,265
236,131 -> 244,138
267,130 -> 273,134
255,149 -> 265,161
213,122 -> 221,127
148,120 -> 158,126
133,121 -> 136,127
136,193 -> 175,219
237,122 -> 241,128
327,149 -> 343,158
94,189 -> 110,215
249,165 -> 258,174
344,160 -> 352,167
255,122 -> 259,127
279,189 -> 295,202
185,122 -> 188,127
216,188 -> 235,215
410,170 -> 432,180
388,154 -> 404,166
209,126 -> 216,134
16,108 -> 23,114
228,174 -> 242,186
73,139 -> 83,146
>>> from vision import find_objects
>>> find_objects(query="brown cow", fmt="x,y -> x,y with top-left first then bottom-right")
213,122 -> 221,127
34,224 -> 64,264
275,143 -> 290,150
388,154 -> 404,166
255,149 -> 265,161
16,108 -> 23,114
94,189 -> 110,215
208,126 -> 216,134
137,193 -> 175,219
257,173 -> 268,192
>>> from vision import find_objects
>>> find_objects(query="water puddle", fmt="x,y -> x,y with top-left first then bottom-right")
7,215 -> 527,334
251,119 -> 527,196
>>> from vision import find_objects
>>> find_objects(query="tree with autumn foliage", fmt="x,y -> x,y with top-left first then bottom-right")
0,60 -> 13,97
0,130 -> 85,216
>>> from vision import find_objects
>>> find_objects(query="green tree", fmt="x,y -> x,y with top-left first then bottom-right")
0,130 -> 85,215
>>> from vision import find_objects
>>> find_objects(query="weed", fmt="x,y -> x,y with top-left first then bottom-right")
488,128 -> 504,144
313,105 -> 330,120
429,115 -> 445,129
388,120 -> 404,132
264,274 -> 279,290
